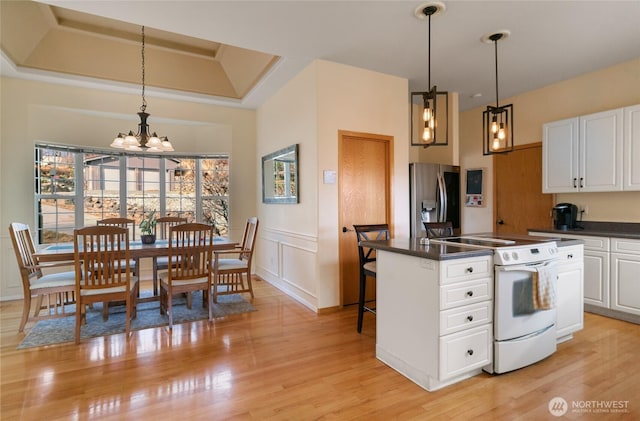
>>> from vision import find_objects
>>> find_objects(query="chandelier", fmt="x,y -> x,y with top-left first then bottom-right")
482,31 -> 513,155
111,26 -> 174,152
411,2 -> 448,147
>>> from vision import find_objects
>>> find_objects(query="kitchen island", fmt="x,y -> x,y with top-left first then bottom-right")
361,238 -> 494,391
362,235 -> 586,391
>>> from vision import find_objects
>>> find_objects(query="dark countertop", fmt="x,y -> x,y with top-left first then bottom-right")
360,238 -> 493,261
529,221 -> 640,240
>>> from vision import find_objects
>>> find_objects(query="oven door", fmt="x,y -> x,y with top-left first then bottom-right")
494,260 -> 558,341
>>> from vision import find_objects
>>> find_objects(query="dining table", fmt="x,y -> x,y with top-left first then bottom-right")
34,237 -> 238,303
34,237 -> 238,262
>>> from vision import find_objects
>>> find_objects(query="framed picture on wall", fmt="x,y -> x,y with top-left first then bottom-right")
465,168 -> 484,207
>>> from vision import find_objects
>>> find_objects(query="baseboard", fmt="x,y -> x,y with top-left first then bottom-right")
584,305 -> 640,325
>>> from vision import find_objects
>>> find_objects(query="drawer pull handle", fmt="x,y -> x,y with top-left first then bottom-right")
567,254 -> 573,259
466,291 -> 474,297
467,349 -> 474,356
466,267 -> 474,273
467,315 -> 473,322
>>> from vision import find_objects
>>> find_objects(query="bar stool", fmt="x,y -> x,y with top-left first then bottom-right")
353,224 -> 390,333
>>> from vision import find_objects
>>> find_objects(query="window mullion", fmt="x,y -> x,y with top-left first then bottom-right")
120,156 -> 127,217
75,152 -> 84,228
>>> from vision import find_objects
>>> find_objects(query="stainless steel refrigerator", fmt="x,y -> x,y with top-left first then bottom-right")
409,163 -> 461,238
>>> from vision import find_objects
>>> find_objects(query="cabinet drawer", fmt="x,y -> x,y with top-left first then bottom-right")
440,278 -> 492,310
612,238 -> 640,255
440,257 -> 492,285
439,324 -> 492,381
558,245 -> 583,263
440,301 -> 493,336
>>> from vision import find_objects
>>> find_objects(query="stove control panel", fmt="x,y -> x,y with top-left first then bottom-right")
494,242 -> 558,266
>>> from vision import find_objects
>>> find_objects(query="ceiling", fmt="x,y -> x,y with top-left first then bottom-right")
2,0 -> 640,111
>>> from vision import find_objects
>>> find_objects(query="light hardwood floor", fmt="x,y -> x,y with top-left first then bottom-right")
1,277 -> 639,420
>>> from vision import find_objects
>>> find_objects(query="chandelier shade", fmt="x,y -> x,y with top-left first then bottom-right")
482,31 -> 513,155
411,2 -> 448,147
111,26 -> 174,152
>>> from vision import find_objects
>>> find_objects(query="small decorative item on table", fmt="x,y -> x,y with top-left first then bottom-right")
140,210 -> 157,244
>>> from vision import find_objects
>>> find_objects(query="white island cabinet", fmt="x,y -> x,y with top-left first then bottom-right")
375,250 -> 493,391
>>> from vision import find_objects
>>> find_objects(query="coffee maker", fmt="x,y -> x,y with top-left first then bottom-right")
552,203 -> 578,230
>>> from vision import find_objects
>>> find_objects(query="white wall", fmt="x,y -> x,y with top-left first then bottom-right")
0,77 -> 257,300
256,60 -> 409,310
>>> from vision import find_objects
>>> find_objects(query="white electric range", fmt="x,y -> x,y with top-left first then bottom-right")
431,234 -> 560,373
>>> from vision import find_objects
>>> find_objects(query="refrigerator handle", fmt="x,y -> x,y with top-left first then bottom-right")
441,173 -> 448,222
437,173 -> 446,223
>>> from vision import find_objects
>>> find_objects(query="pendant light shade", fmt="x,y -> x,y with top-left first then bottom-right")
482,31 -> 513,155
111,26 -> 174,152
411,3 -> 448,147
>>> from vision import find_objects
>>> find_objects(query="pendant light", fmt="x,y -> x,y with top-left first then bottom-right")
411,2 -> 448,147
482,31 -> 513,155
111,26 -> 174,152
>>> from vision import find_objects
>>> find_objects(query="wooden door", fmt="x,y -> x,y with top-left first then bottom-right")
339,131 -> 392,305
494,143 -> 554,235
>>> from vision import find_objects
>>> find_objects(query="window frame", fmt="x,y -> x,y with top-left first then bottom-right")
34,143 -> 230,244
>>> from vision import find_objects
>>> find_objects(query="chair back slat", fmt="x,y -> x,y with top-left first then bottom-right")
353,224 -> 390,267
97,217 -> 136,241
423,221 -> 454,239
168,223 -> 214,281
239,217 -> 259,262
155,216 -> 187,240
9,222 -> 43,282
75,225 -> 130,290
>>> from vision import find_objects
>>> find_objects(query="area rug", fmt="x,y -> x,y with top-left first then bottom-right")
17,292 -> 256,349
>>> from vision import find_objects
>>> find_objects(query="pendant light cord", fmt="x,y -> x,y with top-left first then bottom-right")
427,12 -> 431,89
140,26 -> 147,112
494,38 -> 500,108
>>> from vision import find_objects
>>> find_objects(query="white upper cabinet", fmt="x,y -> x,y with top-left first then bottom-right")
543,117 -> 579,193
543,108 -> 625,193
624,104 -> 640,190
579,108 -> 623,192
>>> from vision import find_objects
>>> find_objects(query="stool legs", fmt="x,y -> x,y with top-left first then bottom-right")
357,271 -> 368,333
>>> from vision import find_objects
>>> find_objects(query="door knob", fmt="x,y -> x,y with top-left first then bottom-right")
342,226 -> 354,233
497,219 -> 504,225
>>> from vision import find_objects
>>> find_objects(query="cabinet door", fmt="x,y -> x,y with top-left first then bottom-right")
542,117 -> 579,193
584,250 -> 610,308
556,263 -> 584,340
611,253 -> 640,316
579,108 -> 623,192
623,104 -> 640,190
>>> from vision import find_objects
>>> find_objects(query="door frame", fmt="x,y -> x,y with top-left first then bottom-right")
338,130 -> 394,306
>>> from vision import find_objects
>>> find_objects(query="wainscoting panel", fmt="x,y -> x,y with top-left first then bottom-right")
256,227 -> 319,311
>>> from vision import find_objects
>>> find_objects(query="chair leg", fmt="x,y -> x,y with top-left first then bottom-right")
207,285 -> 213,321
34,294 -> 45,317
102,301 -> 109,321
246,271 -> 254,298
167,290 -> 173,329
152,257 -> 159,296
75,302 -> 83,344
357,272 -> 367,333
19,293 -> 32,333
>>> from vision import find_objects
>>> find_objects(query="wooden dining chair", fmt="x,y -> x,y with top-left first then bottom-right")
8,222 -> 76,332
74,225 -> 139,344
353,224 -> 390,333
159,223 -> 215,328
97,217 -> 138,275
152,216 -> 188,295
212,217 -> 258,303
423,221 -> 454,239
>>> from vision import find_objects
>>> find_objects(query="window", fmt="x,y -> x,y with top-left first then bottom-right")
35,144 -> 229,243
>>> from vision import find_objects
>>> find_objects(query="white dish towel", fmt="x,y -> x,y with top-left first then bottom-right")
533,264 -> 557,310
